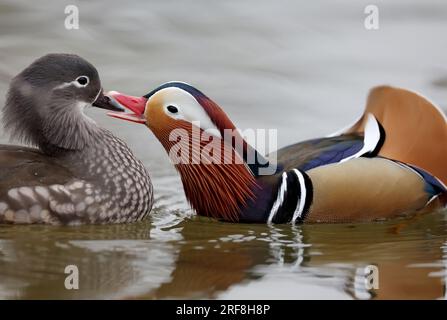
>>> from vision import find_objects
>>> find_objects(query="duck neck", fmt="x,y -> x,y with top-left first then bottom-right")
3,84 -> 100,155
38,104 -> 101,154
176,161 -> 259,221
155,121 -> 279,221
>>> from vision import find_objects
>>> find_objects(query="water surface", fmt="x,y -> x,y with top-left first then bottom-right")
0,0 -> 447,299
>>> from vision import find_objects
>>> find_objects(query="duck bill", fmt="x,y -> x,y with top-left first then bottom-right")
106,91 -> 148,124
92,90 -> 125,112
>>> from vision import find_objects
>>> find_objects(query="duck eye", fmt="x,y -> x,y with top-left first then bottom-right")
76,76 -> 89,86
167,105 -> 178,114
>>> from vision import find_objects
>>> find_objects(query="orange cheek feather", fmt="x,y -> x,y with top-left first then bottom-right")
145,104 -> 257,221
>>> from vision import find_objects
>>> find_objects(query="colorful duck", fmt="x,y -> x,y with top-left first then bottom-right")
108,82 -> 447,223
0,54 -> 153,224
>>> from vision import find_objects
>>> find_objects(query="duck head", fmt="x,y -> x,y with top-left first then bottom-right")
2,53 -> 123,153
108,82 -> 274,221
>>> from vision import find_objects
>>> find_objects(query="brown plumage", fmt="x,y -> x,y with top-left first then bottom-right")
146,98 -> 257,221
0,54 -> 153,225
344,86 -> 447,185
306,157 -> 430,222
108,83 -> 446,224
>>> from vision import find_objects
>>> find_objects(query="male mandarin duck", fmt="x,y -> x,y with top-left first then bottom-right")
108,82 -> 447,223
0,54 -> 153,225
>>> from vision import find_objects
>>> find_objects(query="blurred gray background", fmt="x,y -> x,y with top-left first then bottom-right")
1,0 -> 446,149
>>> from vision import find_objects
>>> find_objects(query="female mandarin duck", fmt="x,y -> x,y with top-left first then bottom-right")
0,54 -> 153,225
108,82 -> 447,223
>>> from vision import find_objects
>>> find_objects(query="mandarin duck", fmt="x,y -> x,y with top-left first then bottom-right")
0,54 -> 153,225
108,82 -> 446,223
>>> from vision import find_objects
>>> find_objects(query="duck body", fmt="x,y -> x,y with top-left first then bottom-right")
0,129 -> 152,224
241,137 -> 445,223
109,83 -> 446,224
0,54 -> 153,225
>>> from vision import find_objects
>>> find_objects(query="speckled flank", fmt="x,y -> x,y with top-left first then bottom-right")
0,129 -> 153,225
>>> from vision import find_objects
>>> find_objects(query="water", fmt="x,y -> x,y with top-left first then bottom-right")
0,0 -> 447,299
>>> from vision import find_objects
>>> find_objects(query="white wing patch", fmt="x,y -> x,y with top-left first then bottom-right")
340,114 -> 382,163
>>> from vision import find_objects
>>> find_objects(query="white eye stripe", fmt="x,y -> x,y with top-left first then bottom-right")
54,75 -> 90,90
155,87 -> 221,136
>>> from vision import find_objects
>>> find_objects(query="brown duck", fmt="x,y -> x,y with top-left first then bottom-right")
107,82 -> 446,223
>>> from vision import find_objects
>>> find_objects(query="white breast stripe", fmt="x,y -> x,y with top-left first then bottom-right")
340,113 -> 381,163
267,172 -> 288,223
292,169 -> 306,223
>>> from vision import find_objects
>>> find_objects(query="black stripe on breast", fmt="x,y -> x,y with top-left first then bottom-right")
271,172 -> 300,224
293,170 -> 313,224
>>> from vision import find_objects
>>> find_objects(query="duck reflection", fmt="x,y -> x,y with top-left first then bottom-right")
0,210 -> 446,299
0,216 -> 178,299
142,210 -> 447,299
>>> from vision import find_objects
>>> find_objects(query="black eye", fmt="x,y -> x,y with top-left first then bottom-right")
76,76 -> 89,86
167,105 -> 178,113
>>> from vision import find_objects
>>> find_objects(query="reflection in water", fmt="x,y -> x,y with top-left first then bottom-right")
3,209 -> 446,299
441,241 -> 447,299
0,217 -> 177,299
